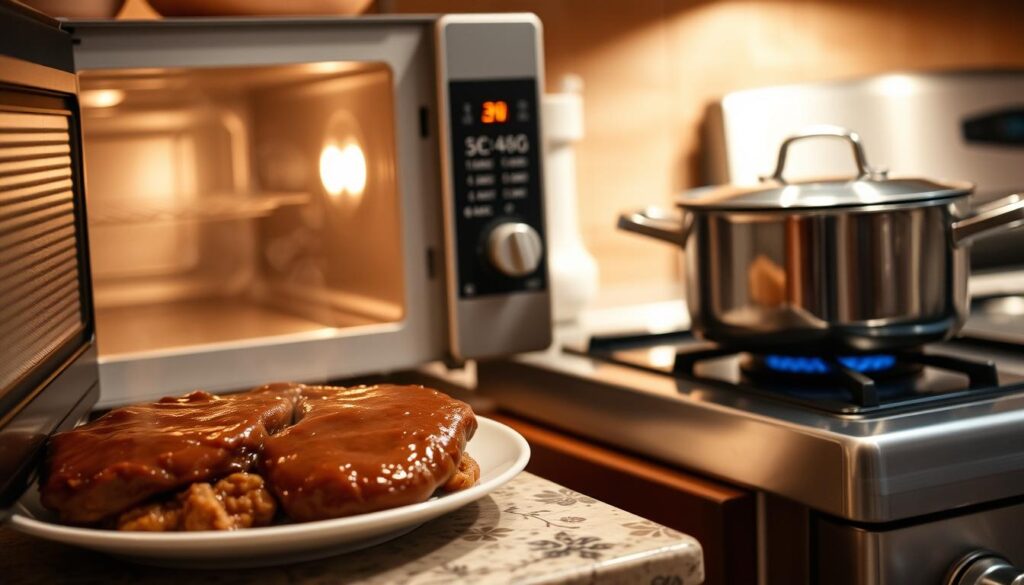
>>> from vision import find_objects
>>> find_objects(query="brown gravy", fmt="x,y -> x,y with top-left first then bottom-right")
41,384 -> 299,523
261,384 -> 477,522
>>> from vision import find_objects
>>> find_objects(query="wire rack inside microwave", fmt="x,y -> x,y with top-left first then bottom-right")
88,192 -> 310,226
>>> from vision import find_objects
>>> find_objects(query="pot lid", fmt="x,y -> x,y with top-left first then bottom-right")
678,126 -> 974,211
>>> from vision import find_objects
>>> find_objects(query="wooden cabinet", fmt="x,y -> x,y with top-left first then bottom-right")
490,413 -> 756,585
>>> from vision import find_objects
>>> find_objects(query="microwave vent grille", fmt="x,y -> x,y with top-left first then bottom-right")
0,109 -> 85,400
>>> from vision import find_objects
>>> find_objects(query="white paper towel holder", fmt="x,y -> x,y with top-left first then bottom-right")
543,75 -> 599,323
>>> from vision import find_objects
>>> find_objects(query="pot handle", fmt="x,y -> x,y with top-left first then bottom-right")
764,125 -> 888,183
952,193 -> 1024,247
617,207 -> 692,247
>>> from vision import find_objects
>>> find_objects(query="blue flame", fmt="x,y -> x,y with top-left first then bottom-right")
764,354 -> 896,375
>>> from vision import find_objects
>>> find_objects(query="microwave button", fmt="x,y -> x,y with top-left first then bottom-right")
487,222 -> 543,278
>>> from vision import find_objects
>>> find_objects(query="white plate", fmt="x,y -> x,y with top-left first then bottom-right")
9,416 -> 529,568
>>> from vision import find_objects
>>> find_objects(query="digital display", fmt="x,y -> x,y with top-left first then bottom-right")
449,79 -> 545,298
481,100 -> 509,124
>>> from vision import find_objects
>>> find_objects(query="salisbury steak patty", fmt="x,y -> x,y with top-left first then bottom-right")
262,384 -> 477,522
41,384 -> 300,524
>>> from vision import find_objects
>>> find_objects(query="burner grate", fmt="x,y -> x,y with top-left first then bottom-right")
675,344 -> 998,409
739,353 -> 926,408
584,331 -> 1007,415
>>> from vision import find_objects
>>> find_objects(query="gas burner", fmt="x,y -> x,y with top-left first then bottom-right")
741,352 -> 924,388
738,352 -> 927,407
760,354 -> 897,375
583,331 -> 1006,415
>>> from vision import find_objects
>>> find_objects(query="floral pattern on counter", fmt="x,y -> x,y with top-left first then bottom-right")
621,520 -> 689,540
0,473 -> 703,585
461,526 -> 513,542
529,532 -> 615,559
293,472 -> 704,585
532,487 -> 598,506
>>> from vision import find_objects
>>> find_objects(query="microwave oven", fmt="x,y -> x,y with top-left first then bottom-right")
5,5 -> 552,403
0,2 -> 551,513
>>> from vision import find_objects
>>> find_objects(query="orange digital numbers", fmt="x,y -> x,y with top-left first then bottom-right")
481,100 -> 508,124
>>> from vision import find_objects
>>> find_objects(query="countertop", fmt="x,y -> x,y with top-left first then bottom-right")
0,472 -> 703,585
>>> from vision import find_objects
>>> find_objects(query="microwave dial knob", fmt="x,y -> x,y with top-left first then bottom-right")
487,222 -> 543,277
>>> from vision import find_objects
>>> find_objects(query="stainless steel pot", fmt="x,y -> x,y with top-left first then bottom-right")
618,126 -> 1024,352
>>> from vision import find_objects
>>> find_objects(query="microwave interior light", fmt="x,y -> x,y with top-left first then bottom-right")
319,142 -> 367,198
80,89 -> 126,109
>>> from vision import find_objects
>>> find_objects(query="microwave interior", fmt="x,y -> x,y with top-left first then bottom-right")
78,62 -> 406,360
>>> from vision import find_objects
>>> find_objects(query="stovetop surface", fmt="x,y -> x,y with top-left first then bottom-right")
479,301 -> 1024,521
483,315 -> 1024,522
575,330 -> 1024,416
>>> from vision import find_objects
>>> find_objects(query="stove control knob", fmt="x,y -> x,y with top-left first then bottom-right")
947,551 -> 1024,585
487,222 -> 543,278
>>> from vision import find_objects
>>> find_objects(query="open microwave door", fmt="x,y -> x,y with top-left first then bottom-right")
0,0 -> 100,518
61,16 -> 450,404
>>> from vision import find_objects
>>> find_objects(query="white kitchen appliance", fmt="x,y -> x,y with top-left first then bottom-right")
542,74 -> 598,323
2,5 -> 553,410
0,1 -> 550,515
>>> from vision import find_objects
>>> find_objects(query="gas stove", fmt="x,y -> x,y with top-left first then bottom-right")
477,308 -> 1024,584
584,330 -> 1023,415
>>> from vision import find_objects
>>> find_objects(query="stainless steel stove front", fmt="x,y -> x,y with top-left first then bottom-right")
477,340 -> 1024,584
816,500 -> 1024,585
479,345 -> 1024,523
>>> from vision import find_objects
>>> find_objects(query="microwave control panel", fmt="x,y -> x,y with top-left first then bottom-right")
447,79 -> 547,299
438,15 -> 552,361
